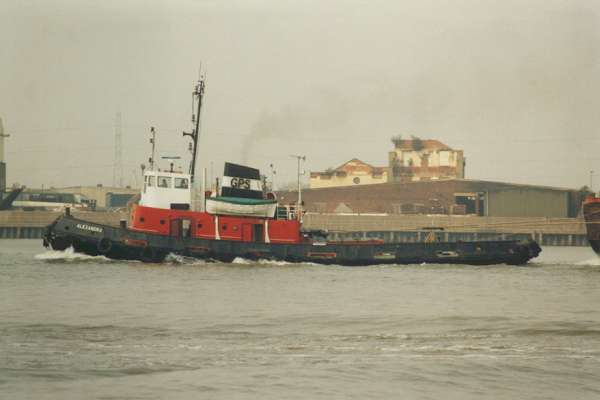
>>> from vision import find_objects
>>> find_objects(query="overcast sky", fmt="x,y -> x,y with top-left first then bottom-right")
1,0 -> 599,190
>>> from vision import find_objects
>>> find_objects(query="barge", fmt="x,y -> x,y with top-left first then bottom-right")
583,195 -> 600,255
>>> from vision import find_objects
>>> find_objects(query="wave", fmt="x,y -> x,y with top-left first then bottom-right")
510,327 -> 600,337
231,257 -> 287,266
575,257 -> 600,266
528,257 -> 600,267
232,256 -> 252,264
34,247 -> 113,263
231,257 -> 324,267
164,253 -> 209,265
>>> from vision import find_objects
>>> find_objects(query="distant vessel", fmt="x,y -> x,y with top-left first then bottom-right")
583,196 -> 600,255
0,186 -> 24,210
11,190 -> 90,211
43,75 -> 541,265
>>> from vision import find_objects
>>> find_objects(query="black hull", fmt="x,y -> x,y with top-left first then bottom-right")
589,240 -> 600,255
43,215 -> 541,266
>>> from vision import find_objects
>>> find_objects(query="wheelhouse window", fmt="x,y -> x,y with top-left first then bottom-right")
147,176 -> 155,187
158,176 -> 171,188
174,177 -> 189,189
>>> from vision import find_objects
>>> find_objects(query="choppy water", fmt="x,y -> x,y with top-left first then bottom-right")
1,240 -> 600,399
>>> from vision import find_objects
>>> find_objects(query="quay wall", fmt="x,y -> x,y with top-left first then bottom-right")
302,214 -> 588,247
0,210 -> 589,246
0,210 -> 126,239
302,213 -> 586,234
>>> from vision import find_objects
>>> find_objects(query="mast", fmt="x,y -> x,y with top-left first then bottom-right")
148,127 -> 156,171
290,154 -> 306,222
183,75 -> 206,182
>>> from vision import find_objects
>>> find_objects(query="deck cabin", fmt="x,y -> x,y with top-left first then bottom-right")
131,169 -> 301,244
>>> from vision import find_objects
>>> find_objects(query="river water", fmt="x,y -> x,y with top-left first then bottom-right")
1,239 -> 600,399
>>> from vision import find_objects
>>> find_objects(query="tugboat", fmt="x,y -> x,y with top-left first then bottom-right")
583,195 -> 600,255
43,76 -> 541,265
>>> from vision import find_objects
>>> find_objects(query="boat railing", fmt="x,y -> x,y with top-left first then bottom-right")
276,204 -> 298,221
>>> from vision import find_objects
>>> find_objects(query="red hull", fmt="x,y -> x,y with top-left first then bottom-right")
129,204 -> 302,244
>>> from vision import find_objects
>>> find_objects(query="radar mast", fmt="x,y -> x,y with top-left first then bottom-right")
183,73 -> 206,183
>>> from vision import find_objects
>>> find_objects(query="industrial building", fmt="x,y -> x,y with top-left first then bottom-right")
279,179 -> 584,218
298,137 -> 576,219
58,185 -> 138,209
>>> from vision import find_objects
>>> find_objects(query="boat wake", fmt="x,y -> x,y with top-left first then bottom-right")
232,257 -> 324,266
34,247 -> 113,263
164,253 -> 209,265
575,257 -> 600,266
232,257 -> 291,266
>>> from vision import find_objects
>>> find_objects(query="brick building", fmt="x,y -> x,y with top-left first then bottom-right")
309,159 -> 387,189
388,138 -> 465,183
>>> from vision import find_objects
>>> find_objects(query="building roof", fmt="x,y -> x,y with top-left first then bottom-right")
304,178 -> 576,193
332,158 -> 372,171
277,178 -> 580,215
313,158 -> 387,176
393,139 -> 452,151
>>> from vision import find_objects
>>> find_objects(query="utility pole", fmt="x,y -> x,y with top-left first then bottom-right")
210,161 -> 214,191
290,155 -> 305,221
113,112 -> 123,187
0,117 -> 9,192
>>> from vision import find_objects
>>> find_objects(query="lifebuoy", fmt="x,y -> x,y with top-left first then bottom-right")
97,237 -> 112,254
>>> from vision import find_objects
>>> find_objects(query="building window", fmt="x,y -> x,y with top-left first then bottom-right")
158,176 -> 171,188
197,223 -> 203,229
160,219 -> 165,225
353,177 -> 360,184
222,224 -> 227,230
174,177 -> 189,189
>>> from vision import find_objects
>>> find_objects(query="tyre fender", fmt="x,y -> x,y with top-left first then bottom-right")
51,236 -> 72,251
97,237 -> 113,254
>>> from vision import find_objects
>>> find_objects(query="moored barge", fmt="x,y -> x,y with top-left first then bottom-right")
583,195 -> 600,255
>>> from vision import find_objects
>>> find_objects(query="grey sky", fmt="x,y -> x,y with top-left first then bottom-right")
1,0 -> 599,190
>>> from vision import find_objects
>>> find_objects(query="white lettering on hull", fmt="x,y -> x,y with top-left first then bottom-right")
76,223 -> 103,233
